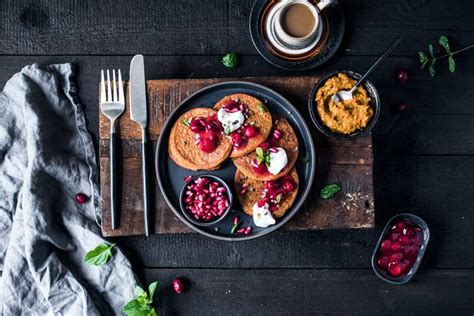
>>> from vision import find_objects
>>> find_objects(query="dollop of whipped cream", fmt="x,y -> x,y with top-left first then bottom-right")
217,108 -> 244,133
252,203 -> 276,227
267,148 -> 288,175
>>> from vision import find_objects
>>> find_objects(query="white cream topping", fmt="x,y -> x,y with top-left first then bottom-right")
217,108 -> 244,133
252,203 -> 276,227
267,148 -> 288,175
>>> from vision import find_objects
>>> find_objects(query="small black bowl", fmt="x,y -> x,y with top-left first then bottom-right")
308,70 -> 381,140
371,213 -> 430,285
179,175 -> 233,227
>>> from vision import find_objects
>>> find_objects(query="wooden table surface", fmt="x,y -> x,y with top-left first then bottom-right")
1,0 -> 473,314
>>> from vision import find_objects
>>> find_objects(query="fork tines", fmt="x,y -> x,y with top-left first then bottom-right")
100,69 -> 124,104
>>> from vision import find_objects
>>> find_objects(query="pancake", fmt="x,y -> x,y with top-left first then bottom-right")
169,108 -> 232,171
232,118 -> 298,181
234,168 -> 299,218
213,93 -> 273,158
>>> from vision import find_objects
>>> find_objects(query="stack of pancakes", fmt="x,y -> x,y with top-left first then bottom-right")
169,93 -> 299,218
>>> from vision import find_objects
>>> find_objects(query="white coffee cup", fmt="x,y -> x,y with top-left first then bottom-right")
273,0 -> 334,48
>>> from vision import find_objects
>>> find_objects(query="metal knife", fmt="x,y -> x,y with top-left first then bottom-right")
129,54 -> 151,236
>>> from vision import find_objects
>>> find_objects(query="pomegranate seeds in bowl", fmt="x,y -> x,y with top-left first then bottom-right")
372,213 -> 430,285
179,175 -> 233,226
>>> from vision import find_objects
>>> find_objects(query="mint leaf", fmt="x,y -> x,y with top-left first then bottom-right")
418,52 -> 427,64
182,118 -> 190,128
123,283 -> 158,316
300,155 -> 308,164
256,147 -> 263,157
428,44 -> 435,58
448,55 -> 456,73
438,35 -> 450,53
258,103 -> 267,113
428,60 -> 436,77
147,282 -> 158,304
222,53 -> 238,68
224,125 -> 231,135
276,193 -> 282,204
320,183 -> 341,200
84,243 -> 115,266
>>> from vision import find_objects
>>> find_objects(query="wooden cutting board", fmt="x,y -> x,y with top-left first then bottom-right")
99,77 -> 375,236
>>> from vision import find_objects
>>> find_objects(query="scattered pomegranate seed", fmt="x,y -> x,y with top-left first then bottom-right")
233,216 -> 239,225
237,228 -> 245,234
244,226 -> 252,235
273,129 -> 282,139
396,68 -> 408,83
397,103 -> 409,112
184,175 -> 193,182
172,277 -> 184,294
75,193 -> 87,204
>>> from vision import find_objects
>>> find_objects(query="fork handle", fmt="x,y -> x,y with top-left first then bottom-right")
110,131 -> 119,229
141,128 -> 151,236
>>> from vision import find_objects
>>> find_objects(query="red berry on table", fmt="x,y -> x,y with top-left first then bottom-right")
396,68 -> 408,83
172,277 -> 184,294
397,103 -> 409,112
75,193 -> 87,204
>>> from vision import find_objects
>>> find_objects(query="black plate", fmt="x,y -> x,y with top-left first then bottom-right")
155,81 -> 315,241
249,0 -> 345,71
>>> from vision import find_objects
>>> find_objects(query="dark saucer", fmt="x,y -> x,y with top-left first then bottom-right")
249,0 -> 345,71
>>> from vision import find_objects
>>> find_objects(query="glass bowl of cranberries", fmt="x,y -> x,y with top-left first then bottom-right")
372,213 -> 430,285
179,175 -> 233,227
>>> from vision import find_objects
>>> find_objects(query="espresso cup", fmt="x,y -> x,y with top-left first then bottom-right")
273,0 -> 334,49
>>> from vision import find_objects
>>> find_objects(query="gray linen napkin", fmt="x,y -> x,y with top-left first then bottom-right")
0,64 -> 138,315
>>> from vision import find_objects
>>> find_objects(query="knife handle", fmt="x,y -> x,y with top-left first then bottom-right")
142,129 -> 151,236
110,131 -> 118,229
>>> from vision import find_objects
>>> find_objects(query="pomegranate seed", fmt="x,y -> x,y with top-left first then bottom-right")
273,130 -> 282,139
390,241 -> 401,252
403,227 -> 415,237
260,142 -> 269,150
396,68 -> 408,84
242,183 -> 249,189
75,193 -> 87,204
244,226 -> 252,235
269,148 -> 278,153
399,235 -> 412,245
184,175 -> 193,182
391,220 -> 406,233
388,252 -> 403,262
233,216 -> 239,225
237,228 -> 245,234
173,277 -> 184,294
240,188 -> 248,195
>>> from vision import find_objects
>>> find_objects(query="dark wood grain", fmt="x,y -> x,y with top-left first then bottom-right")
99,77 -> 375,236
141,268 -> 474,315
1,0 -> 474,312
1,0 -> 473,56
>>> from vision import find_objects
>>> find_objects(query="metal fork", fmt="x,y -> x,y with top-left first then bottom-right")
100,69 -> 125,230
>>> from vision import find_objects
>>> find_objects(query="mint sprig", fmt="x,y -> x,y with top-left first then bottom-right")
222,53 -> 238,68
84,243 -> 115,266
123,282 -> 158,316
418,36 -> 473,77
256,147 -> 271,167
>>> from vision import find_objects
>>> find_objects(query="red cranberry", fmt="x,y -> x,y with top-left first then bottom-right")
252,160 -> 268,175
243,125 -> 256,138
390,241 -> 401,252
190,118 -> 205,133
403,227 -> 415,237
388,261 -> 402,276
380,239 -> 391,251
388,252 -> 403,263
172,277 -> 184,294
396,68 -> 408,83
282,179 -> 295,193
377,256 -> 389,269
75,193 -> 87,204
399,235 -> 412,245
199,138 -> 217,153
391,220 -> 406,233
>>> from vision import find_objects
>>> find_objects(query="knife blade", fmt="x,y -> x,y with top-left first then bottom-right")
130,54 -> 147,127
129,54 -> 151,236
